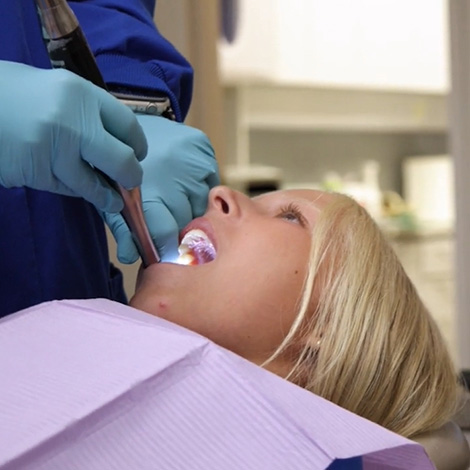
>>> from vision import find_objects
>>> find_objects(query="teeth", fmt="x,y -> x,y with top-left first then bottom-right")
176,229 -> 216,265
180,229 -> 212,247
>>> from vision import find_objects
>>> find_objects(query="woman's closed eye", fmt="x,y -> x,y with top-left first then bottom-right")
276,203 -> 307,228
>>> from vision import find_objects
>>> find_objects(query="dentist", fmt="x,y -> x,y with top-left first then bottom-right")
0,1 -> 220,318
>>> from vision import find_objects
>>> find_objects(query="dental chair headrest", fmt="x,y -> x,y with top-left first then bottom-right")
414,421 -> 470,470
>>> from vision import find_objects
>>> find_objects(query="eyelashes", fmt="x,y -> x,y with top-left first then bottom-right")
276,202 -> 308,228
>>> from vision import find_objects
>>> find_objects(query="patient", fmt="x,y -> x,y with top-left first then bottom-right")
130,185 -> 459,439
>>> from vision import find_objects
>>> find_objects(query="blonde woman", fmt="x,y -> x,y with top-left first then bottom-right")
130,185 -> 459,438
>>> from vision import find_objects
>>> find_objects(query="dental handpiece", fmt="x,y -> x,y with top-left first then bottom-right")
35,0 -> 160,267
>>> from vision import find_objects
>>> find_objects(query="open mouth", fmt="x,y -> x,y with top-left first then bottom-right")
176,229 -> 217,265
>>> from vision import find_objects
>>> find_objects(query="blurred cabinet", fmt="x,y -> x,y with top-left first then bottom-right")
219,0 -> 448,92
222,82 -> 447,189
391,233 -> 456,361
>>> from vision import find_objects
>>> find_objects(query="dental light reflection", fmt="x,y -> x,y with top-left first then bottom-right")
175,229 -> 216,266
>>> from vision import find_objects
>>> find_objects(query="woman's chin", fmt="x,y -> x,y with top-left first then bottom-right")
130,262 -> 191,316
129,289 -> 169,319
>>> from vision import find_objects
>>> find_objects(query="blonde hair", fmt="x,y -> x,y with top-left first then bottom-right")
267,193 -> 459,438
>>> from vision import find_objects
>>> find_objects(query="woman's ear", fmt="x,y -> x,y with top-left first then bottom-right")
306,340 -> 322,357
288,333 -> 324,388
305,332 -> 323,350
299,333 -> 323,362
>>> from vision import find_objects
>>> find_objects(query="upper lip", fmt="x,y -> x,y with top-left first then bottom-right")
179,217 -> 217,251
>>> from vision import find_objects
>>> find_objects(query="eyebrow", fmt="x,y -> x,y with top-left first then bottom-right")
284,198 -> 322,231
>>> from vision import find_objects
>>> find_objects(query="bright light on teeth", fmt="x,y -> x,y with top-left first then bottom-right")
176,253 -> 195,266
175,229 -> 216,266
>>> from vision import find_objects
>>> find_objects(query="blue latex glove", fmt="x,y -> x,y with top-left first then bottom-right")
0,61 -> 147,212
103,115 -> 220,263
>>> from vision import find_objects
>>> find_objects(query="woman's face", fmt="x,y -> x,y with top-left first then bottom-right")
130,186 -> 333,374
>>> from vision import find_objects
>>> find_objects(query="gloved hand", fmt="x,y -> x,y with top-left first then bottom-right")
0,61 -> 147,212
103,115 -> 220,263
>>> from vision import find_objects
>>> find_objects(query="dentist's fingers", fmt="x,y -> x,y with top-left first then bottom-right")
97,89 -> 148,161
143,199 -> 181,261
103,212 -> 140,264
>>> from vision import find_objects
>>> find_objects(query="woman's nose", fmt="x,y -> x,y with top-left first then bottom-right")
208,185 -> 245,217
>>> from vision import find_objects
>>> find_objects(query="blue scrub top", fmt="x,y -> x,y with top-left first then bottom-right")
0,1 -> 193,318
